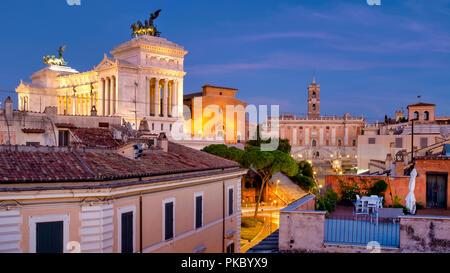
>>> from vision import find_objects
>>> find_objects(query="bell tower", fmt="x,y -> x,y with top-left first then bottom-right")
307,76 -> 320,119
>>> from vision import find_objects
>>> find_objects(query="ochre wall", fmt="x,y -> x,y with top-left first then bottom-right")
325,175 -> 411,206
414,159 -> 450,209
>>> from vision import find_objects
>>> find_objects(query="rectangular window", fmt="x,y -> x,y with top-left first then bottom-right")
36,221 -> 63,253
121,212 -> 133,253
395,138 -> 403,148
368,138 -> 376,144
420,137 -> 428,149
164,201 -> 174,240
58,130 -> 69,146
227,242 -> 235,253
228,188 -> 234,216
195,195 -> 203,229
161,123 -> 164,131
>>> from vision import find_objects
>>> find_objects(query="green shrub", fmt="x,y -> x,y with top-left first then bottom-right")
325,188 -> 338,204
338,179 -> 361,205
316,188 -> 338,213
416,201 -> 425,210
368,180 -> 388,196
298,161 -> 314,178
393,195 -> 409,214
291,175 -> 316,193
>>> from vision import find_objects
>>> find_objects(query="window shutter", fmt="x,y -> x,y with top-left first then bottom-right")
36,221 -> 63,253
165,202 -> 174,240
195,196 -> 202,228
395,138 -> 403,148
121,212 -> 133,253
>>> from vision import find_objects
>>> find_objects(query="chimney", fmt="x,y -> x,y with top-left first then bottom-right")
157,132 -> 168,152
4,96 -> 13,120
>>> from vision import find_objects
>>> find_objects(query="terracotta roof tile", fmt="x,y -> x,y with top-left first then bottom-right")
70,128 -> 121,148
0,142 -> 239,183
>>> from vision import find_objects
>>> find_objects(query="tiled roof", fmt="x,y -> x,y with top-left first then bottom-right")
70,128 -> 121,148
0,143 -> 239,183
183,92 -> 203,100
407,102 -> 436,107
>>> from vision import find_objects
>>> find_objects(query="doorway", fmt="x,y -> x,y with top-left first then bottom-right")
426,174 -> 447,208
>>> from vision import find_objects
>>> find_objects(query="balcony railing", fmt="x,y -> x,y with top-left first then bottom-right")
324,214 -> 399,248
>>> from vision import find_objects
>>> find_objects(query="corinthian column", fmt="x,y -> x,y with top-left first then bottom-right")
163,79 -> 169,117
154,78 -> 161,116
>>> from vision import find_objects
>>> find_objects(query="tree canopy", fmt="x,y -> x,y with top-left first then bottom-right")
297,161 -> 314,178
202,143 -> 298,219
201,144 -> 244,162
246,125 -> 292,154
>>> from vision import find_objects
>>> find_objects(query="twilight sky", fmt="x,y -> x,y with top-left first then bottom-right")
0,0 -> 449,123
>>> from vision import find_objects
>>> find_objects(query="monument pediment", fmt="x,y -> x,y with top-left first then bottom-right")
95,55 -> 117,71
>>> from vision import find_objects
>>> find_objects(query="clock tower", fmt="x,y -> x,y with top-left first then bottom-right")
307,76 -> 320,119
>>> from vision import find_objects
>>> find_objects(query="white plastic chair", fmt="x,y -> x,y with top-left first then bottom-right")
367,198 -> 378,214
378,197 -> 383,208
355,195 -> 368,214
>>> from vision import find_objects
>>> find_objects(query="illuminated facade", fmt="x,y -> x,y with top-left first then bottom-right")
275,78 -> 365,161
15,35 -> 188,135
183,85 -> 247,144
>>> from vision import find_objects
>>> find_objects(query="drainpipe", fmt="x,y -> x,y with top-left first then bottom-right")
222,180 -> 225,253
140,194 -> 143,253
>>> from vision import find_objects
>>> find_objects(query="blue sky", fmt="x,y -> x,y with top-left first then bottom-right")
0,0 -> 449,122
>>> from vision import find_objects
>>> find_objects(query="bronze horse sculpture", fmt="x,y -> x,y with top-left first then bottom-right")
130,9 -> 162,38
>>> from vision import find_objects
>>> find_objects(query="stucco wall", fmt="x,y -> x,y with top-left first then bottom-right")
414,159 -> 450,209
0,173 -> 244,253
325,174 -> 411,206
399,216 -> 450,253
279,195 -> 325,252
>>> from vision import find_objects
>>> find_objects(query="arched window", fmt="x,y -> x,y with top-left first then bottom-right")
338,139 -> 342,146
312,104 -> 316,111
414,111 -> 419,119
312,92 -> 316,98
312,139 -> 317,147
424,111 -> 429,120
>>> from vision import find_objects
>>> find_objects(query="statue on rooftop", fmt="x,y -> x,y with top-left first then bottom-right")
130,9 -> 162,38
43,45 -> 68,66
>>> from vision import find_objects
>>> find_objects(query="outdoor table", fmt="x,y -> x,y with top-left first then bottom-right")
360,196 -> 380,214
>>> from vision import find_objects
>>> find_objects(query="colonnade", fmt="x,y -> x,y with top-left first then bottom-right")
148,78 -> 178,118
99,76 -> 117,116
57,92 -> 97,116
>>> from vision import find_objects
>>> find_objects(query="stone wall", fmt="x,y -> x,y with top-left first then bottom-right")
279,195 -> 326,252
399,215 -> 450,253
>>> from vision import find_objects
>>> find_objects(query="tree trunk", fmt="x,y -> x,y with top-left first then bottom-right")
254,176 -> 269,219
